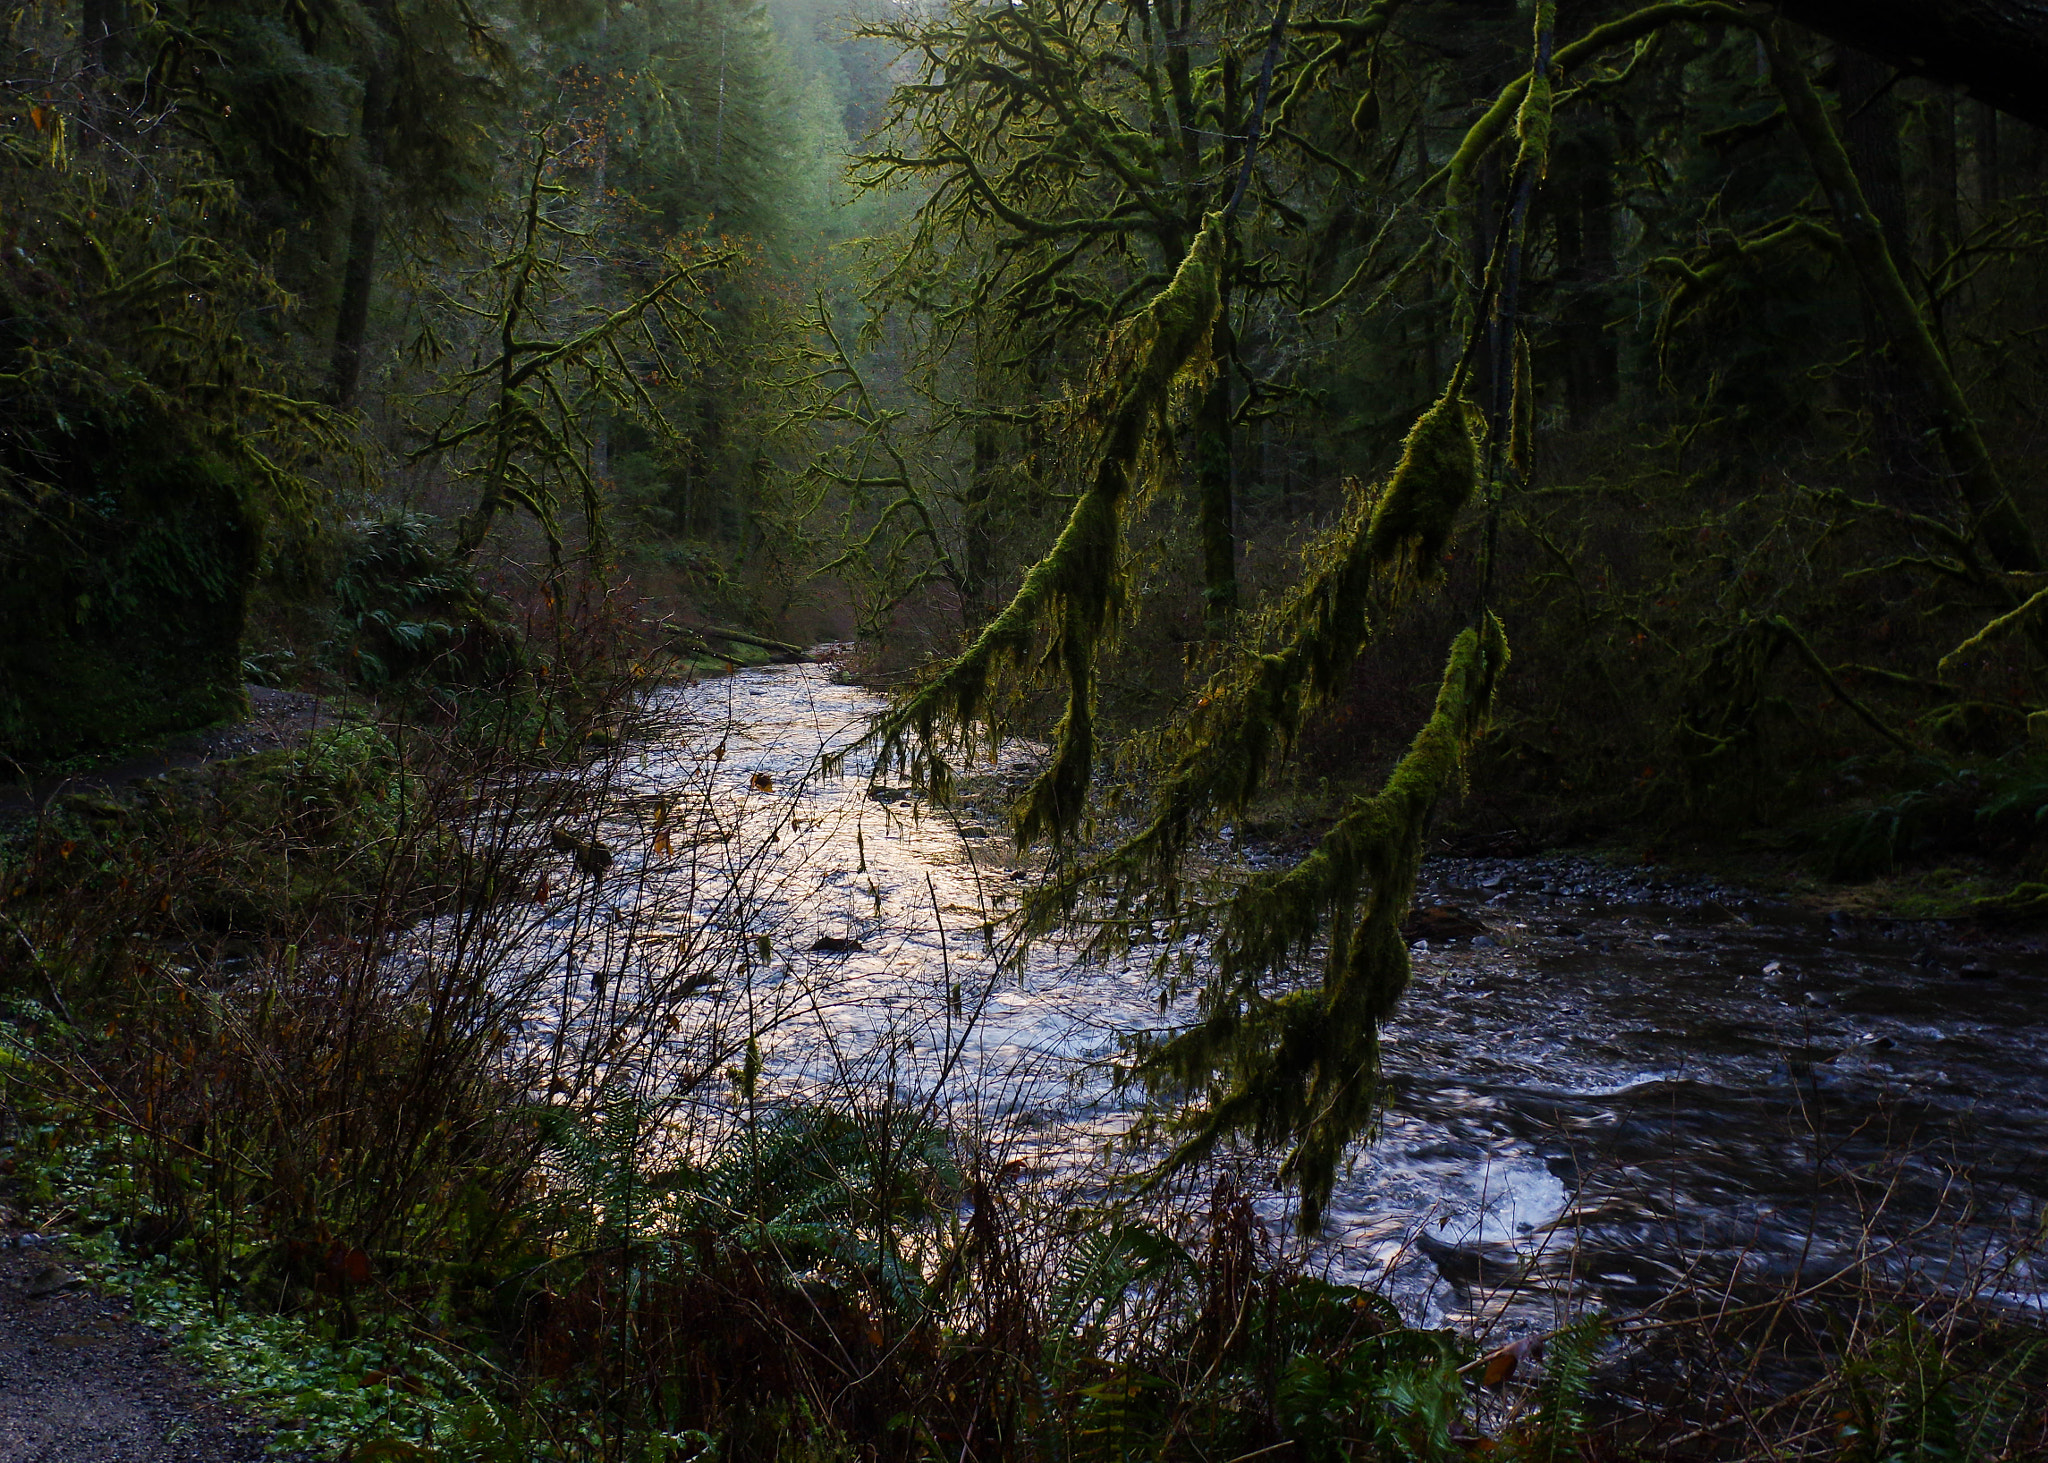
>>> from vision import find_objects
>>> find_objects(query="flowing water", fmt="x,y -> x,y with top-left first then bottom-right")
501,657 -> 2048,1337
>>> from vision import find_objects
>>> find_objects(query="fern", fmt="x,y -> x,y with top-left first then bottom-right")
1516,1315 -> 1607,1462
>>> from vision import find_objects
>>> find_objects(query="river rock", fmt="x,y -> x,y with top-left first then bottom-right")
1401,905 -> 1487,942
1412,1230 -> 1522,1286
23,1263 -> 81,1297
549,826 -> 615,876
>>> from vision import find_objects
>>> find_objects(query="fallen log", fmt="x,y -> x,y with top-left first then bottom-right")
672,625 -> 808,662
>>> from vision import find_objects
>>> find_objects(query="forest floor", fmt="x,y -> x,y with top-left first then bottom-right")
0,689 -> 335,819
0,1237 -> 286,1463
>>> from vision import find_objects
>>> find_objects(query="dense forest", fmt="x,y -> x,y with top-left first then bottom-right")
3,0 -> 2047,1457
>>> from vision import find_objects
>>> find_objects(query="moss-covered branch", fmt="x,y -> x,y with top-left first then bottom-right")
1132,615 -> 1510,1230
835,215 -> 1228,845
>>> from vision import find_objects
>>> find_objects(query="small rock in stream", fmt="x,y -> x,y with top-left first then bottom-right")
549,826 -> 615,876
1412,1231 -> 1523,1286
1401,905 -> 1487,942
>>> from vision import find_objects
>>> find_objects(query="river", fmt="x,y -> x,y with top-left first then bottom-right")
492,655 -> 2048,1341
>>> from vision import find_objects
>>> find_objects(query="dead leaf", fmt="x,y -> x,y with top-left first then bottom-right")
328,1243 -> 373,1286
1480,1333 -> 1545,1388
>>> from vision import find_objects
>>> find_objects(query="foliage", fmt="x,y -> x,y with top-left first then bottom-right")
1130,616 -> 1508,1227
402,138 -> 735,562
332,512 -> 515,687
0,89 -> 347,762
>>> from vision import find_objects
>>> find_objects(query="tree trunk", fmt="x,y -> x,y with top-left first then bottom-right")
1195,320 -> 1237,631
329,173 -> 382,410
1972,99 -> 2001,211
1836,47 -> 1909,255
81,0 -> 128,76
1767,23 -> 2041,574
1923,84 -> 1961,257
328,20 -> 394,410
1835,46 -> 1935,505
961,417 -> 999,628
1554,125 -> 1618,426
1194,47 -> 1243,635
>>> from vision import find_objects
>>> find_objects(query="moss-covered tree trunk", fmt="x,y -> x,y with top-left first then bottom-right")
1195,316 -> 1237,631
329,7 -> 395,410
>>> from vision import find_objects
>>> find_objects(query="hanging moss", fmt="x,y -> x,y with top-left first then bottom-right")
1513,2 -> 1556,180
1132,615 -> 1510,1230
1023,384 -> 1498,952
841,215 -> 1227,845
1364,391 -> 1480,572
1019,474 -> 1396,943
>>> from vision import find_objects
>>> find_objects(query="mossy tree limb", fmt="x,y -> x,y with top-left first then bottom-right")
1131,615 -> 1510,1230
417,138 -> 733,565
1438,2 -> 2041,581
1939,588 -> 2048,677
1018,474 -> 1402,940
788,297 -> 971,638
839,215 -> 1228,846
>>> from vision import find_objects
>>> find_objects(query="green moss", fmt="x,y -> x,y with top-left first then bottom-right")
1365,391 -> 1480,572
1350,86 -> 1380,138
1136,615 -> 1510,1229
0,722 -> 430,935
848,215 -> 1227,847
1513,3 -> 1555,178
1973,881 -> 2048,923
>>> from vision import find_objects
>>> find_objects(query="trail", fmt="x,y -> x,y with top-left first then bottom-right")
0,1241 -> 286,1463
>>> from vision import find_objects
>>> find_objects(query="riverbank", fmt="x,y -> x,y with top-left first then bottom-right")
2,655 -> 2043,1459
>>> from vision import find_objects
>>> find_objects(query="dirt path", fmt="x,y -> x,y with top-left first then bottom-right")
0,688 -> 335,820
0,1242 -> 287,1463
